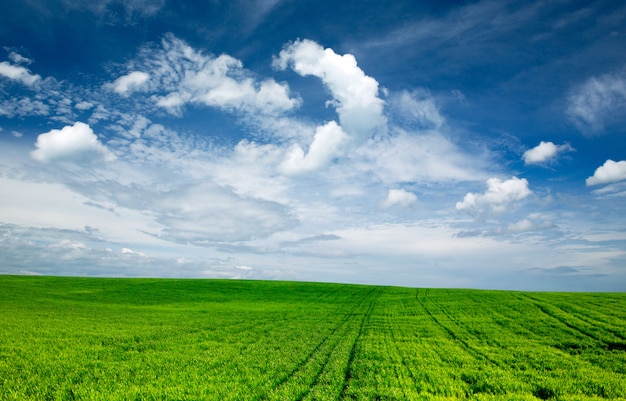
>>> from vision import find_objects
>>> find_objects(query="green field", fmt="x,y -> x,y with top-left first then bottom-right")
0,276 -> 625,400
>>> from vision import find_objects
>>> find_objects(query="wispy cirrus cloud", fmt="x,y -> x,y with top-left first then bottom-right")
234,0 -> 284,35
8,52 -> 33,65
567,68 -> 626,134
358,129 -> 490,184
354,0 -> 554,68
115,34 -> 301,117
60,0 -> 166,23
387,89 -> 444,130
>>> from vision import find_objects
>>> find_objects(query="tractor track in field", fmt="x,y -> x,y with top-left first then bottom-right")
382,328 -> 410,400
417,297 -> 504,369
520,294 -> 626,364
293,320 -> 354,401
582,299 -> 626,322
295,290 -> 381,401
337,288 -> 381,401
384,300 -> 421,397
263,308 -> 358,399
514,293 -> 626,376
518,294 -> 602,342
262,287 -> 381,401
543,300 -> 626,342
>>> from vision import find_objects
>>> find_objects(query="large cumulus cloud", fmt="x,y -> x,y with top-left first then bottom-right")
31,122 -> 116,163
274,39 -> 386,139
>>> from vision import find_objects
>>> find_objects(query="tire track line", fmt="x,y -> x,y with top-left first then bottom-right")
337,287 -> 382,400
384,297 -> 422,397
418,297 -> 503,368
519,294 -> 601,342
263,288 -> 379,401
546,301 -> 626,342
303,288 -> 380,400
263,310 -> 356,399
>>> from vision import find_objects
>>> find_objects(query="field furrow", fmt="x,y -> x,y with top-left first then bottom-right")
539,297 -> 626,342
337,289 -> 380,400
418,297 -> 503,369
388,314 -> 421,397
523,294 -> 605,342
262,288 -> 380,401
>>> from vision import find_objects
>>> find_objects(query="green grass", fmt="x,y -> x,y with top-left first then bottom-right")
0,276 -> 625,400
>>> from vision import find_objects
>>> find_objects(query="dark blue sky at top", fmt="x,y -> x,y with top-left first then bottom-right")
4,0 -> 625,150
1,0 -> 625,289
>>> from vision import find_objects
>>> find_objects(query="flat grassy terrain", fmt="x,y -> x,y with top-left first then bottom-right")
0,276 -> 625,400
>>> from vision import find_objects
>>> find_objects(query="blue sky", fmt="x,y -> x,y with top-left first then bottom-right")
1,0 -> 626,290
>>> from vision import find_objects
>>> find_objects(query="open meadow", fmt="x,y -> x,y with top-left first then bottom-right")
0,275 -> 625,400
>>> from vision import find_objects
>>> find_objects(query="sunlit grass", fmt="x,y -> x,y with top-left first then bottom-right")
1,276 -> 624,400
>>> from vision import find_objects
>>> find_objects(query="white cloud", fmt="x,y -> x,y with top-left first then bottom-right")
567,68 -> 626,133
381,189 -> 418,208
152,183 -> 298,244
0,97 -> 49,117
503,217 -> 555,234
192,73 -> 297,115
31,122 -> 116,163
8,52 -> 32,65
0,178 -> 162,246
154,93 -> 191,115
50,239 -> 87,250
253,79 -> 300,114
586,159 -> 626,186
358,130 -> 490,184
507,219 -> 534,233
274,39 -> 386,139
0,61 -> 41,86
121,247 -> 146,257
456,176 -> 532,215
211,140 -> 289,201
47,239 -> 90,261
389,89 -> 444,129
106,71 -> 150,96
130,35 -> 300,116
279,121 -> 348,174
523,141 -> 573,165
75,101 -> 94,110
324,222 -> 511,259
85,105 -> 113,125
